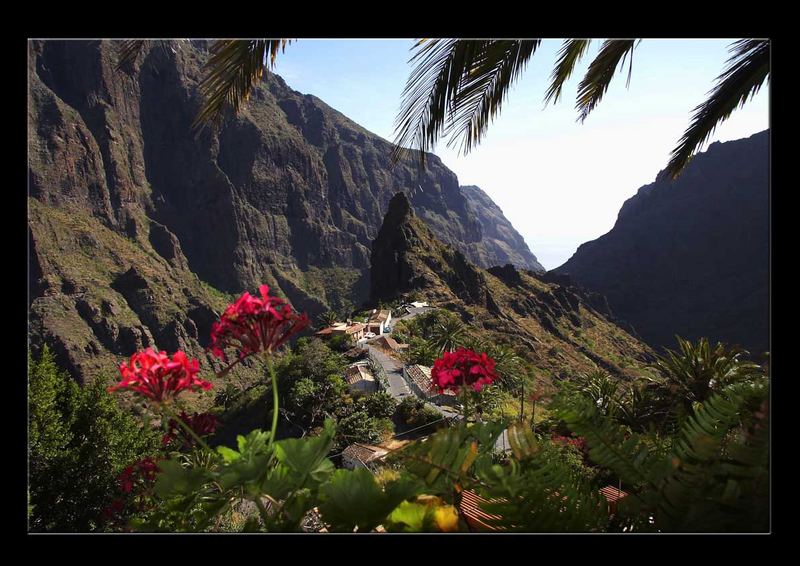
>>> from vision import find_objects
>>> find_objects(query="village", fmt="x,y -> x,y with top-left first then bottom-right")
313,301 -> 468,452
309,301 -> 629,532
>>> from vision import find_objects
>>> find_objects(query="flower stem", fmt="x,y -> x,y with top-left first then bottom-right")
266,356 -> 279,448
162,404 -> 214,455
254,496 -> 271,530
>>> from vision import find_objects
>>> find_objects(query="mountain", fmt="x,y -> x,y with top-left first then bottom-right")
459,186 -> 544,273
555,130 -> 769,353
371,193 -> 654,381
27,39 -> 539,384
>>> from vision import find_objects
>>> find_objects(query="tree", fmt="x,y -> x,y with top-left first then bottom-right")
122,38 -> 768,180
316,310 -> 339,329
404,338 -> 439,366
429,316 -> 466,355
391,39 -> 769,178
28,346 -> 159,531
647,336 -> 765,413
364,391 -> 397,419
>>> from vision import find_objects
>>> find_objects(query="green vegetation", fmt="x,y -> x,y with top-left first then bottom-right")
28,346 -> 159,532
397,397 -> 444,431
30,332 -> 769,532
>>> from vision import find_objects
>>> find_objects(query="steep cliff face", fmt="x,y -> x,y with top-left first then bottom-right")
460,185 -> 544,272
555,131 -> 769,353
370,193 -> 653,380
27,39 -> 540,384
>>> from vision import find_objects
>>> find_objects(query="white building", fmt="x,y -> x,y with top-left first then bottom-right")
366,309 -> 392,335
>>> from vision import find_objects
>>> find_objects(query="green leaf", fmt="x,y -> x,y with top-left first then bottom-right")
154,459 -> 210,498
274,419 -> 335,482
260,463 -> 296,501
318,468 -> 416,532
385,501 -> 431,532
216,446 -> 240,463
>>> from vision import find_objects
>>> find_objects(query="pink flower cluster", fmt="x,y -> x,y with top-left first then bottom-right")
108,348 -> 211,403
210,284 -> 309,361
162,411 -> 218,447
431,348 -> 498,393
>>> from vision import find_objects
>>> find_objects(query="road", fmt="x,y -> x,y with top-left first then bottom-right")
366,345 -> 412,402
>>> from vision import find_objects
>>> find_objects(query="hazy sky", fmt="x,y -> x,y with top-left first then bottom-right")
271,39 -> 769,270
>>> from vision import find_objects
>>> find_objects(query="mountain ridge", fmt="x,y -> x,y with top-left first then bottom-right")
27,39 -> 541,384
555,130 -> 769,353
370,192 -> 654,381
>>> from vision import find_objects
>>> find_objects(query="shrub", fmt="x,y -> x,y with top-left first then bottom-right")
28,346 -> 159,532
364,391 -> 397,419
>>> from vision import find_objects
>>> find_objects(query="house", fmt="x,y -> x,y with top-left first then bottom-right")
402,364 -> 457,407
345,364 -> 377,394
459,490 -> 506,532
460,485 -> 631,531
315,322 -> 367,342
599,485 -> 629,515
341,443 -> 389,470
372,335 -> 408,355
343,347 -> 368,361
409,301 -> 428,309
366,309 -> 392,335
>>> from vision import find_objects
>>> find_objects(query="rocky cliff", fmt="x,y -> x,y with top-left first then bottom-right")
459,185 -> 544,272
27,39 -> 539,385
555,130 -> 769,353
370,193 -> 653,381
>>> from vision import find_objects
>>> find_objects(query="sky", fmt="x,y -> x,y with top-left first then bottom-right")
271,39 -> 769,270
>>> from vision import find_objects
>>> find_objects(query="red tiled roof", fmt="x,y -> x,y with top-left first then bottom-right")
405,364 -> 433,393
345,323 -> 366,334
368,309 -> 391,323
459,490 -> 506,532
345,365 -> 374,385
373,335 -> 406,351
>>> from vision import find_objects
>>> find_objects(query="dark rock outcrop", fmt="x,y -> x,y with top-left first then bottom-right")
555,130 -> 769,353
369,193 -> 653,379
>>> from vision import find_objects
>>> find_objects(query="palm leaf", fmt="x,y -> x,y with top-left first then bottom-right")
442,40 -> 540,155
193,39 -> 292,131
544,39 -> 592,106
391,39 -> 492,167
575,39 -> 639,122
664,39 -> 769,179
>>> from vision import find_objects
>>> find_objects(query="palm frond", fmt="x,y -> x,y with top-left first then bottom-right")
391,39 -> 492,167
575,39 -> 638,122
664,39 -> 769,179
193,39 -> 292,131
544,39 -> 592,106
116,40 -> 147,71
442,40 -> 540,156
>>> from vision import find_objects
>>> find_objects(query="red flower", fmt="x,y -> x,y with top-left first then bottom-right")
431,348 -> 498,393
108,348 -> 211,403
102,498 -> 126,521
162,411 -> 218,447
117,457 -> 161,493
209,284 -> 309,361
117,465 -> 135,493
